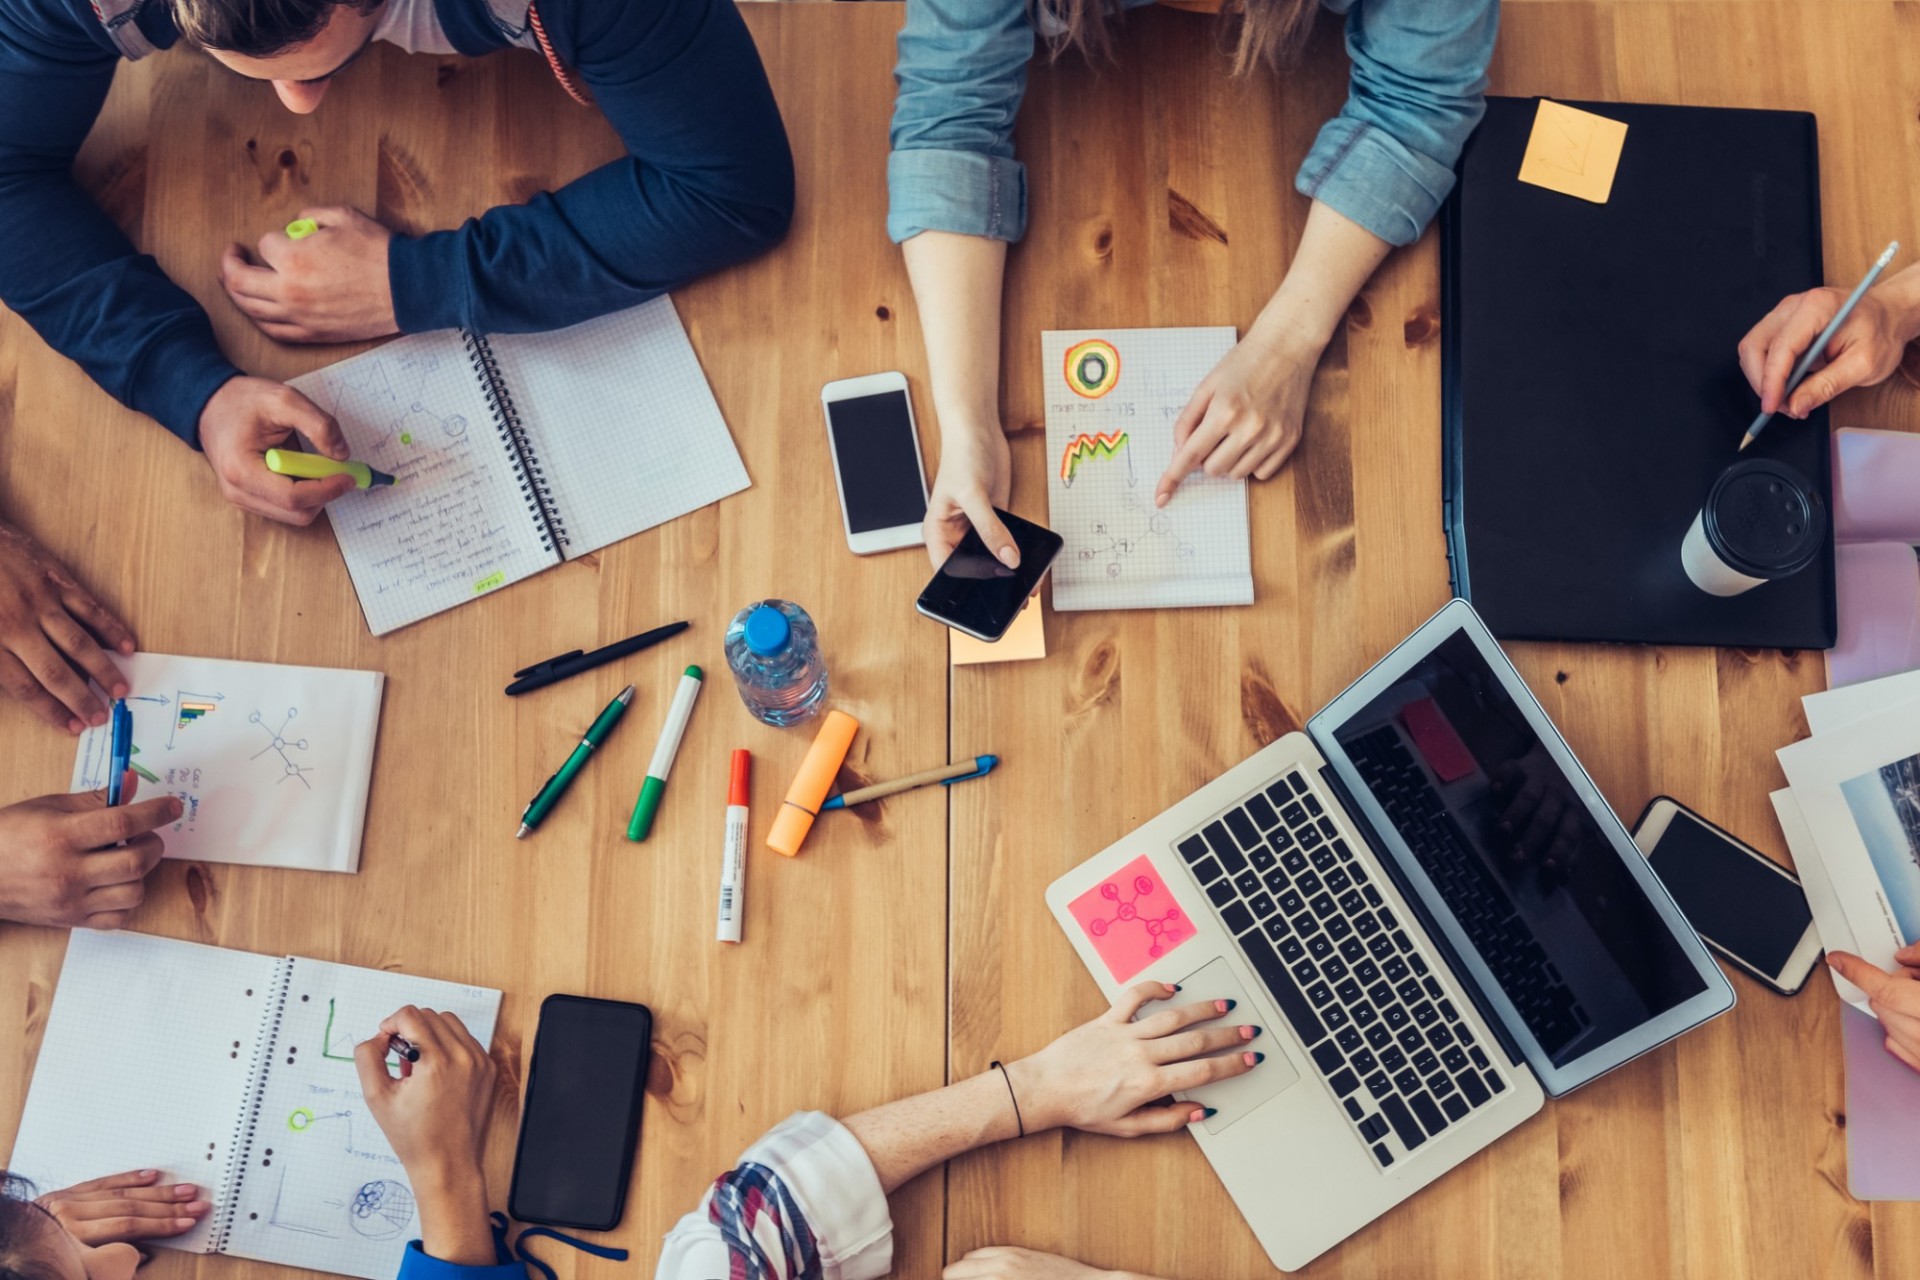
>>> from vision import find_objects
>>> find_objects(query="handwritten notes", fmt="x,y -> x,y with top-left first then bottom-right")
1518,100 -> 1628,204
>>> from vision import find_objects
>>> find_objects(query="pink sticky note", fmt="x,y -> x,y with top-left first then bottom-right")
1402,696 -> 1476,783
1068,855 -> 1194,983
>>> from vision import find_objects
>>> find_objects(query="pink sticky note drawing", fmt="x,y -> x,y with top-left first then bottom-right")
1068,855 -> 1194,983
1401,696 -> 1476,783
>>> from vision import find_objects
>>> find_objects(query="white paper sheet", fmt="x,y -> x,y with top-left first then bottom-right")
71,653 -> 384,873
1043,328 -> 1253,611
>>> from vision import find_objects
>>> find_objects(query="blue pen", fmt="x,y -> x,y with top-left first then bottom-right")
820,755 -> 998,810
106,698 -> 132,805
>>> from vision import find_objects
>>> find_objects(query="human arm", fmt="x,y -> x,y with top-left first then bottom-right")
1829,949 -> 1920,1073
1157,0 -> 1497,499
1735,264 -> 1920,419
655,983 -> 1263,1279
227,0 -> 794,344
0,779 -> 179,929
357,1007 -> 521,1278
0,0 -> 242,446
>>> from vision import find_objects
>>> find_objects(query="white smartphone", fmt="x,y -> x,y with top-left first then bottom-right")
821,372 -> 931,555
1632,797 -> 1821,996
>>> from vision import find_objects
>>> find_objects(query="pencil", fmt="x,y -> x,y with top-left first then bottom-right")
1740,240 -> 1899,451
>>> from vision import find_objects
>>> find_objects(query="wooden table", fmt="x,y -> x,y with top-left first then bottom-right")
2,3 -> 1916,1277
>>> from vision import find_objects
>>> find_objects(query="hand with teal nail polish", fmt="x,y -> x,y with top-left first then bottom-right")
1003,980 -> 1265,1138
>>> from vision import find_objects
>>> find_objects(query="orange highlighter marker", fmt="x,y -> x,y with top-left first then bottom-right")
767,710 -> 860,857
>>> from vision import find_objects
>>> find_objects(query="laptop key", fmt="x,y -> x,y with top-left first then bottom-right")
1281,849 -> 1308,874
1207,880 -> 1237,908
1263,867 -> 1290,895
1296,916 -> 1321,938
1308,934 -> 1334,960
1411,1002 -> 1439,1028
1359,1113 -> 1391,1143
1396,979 -> 1424,1005
1339,938 -> 1367,963
1310,1041 -> 1344,1074
1396,1027 -> 1423,1054
1304,793 -> 1324,817
1335,979 -> 1363,1005
1306,981 -> 1335,1007
1309,893 -> 1337,918
1363,885 -> 1384,907
1251,846 -> 1277,872
1299,827 -> 1324,852
1439,999 -> 1459,1022
1409,1091 -> 1449,1137
1429,1025 -> 1455,1050
1372,1142 -> 1395,1168
1366,1072 -> 1393,1100
1354,912 -> 1381,938
1458,1070 -> 1491,1108
1234,929 -> 1327,1046
1192,856 -> 1224,885
1249,893 -> 1277,919
1317,816 -> 1339,839
1354,959 -> 1381,985
1264,916 -> 1291,943
1412,1049 -> 1440,1077
1344,1098 -> 1364,1122
1246,794 -> 1280,831
1203,822 -> 1244,868
1281,802 -> 1307,827
1235,870 -> 1262,896
1366,981 -> 1395,1007
1279,889 -> 1306,915
1296,868 -> 1323,895
1393,1068 -> 1422,1096
1225,808 -> 1261,851
1469,1046 -> 1490,1070
1411,954 -> 1430,976
1291,958 -> 1318,984
1380,1046 -> 1407,1073
1323,1005 -> 1350,1031
1383,957 -> 1410,982
1310,846 -> 1337,871
1325,867 -> 1352,894
1364,1024 -> 1391,1049
1287,773 -> 1310,796
1391,929 -> 1414,952
1322,956 -> 1349,983
1441,1046 -> 1468,1073
1333,839 -> 1354,863
1351,1048 -> 1378,1075
1328,1068 -> 1360,1097
1379,1095 -> 1425,1149
1486,1071 -> 1506,1094
1178,835 -> 1211,864
1441,1093 -> 1471,1123
1378,907 -> 1400,930
1336,1026 -> 1364,1053
1353,1005 -> 1379,1029
1430,1073 -> 1457,1101
1222,903 -> 1255,935
1280,937 -> 1306,962
1337,890 -> 1365,915
1383,1004 -> 1410,1030
1266,780 -> 1295,809
1368,935 -> 1395,960
1423,976 -> 1444,1000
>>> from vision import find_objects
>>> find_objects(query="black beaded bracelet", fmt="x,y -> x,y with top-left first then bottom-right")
989,1060 -> 1025,1137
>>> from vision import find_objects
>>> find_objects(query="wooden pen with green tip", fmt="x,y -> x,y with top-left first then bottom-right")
265,447 -> 397,488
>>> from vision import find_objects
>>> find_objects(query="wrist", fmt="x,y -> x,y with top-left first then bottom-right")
999,1055 -> 1060,1134
1878,268 -> 1920,346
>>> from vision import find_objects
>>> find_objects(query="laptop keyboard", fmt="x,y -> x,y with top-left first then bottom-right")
1176,769 -> 1508,1169
1343,727 -> 1590,1055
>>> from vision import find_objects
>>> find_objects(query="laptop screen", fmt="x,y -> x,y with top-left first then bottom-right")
1320,626 -> 1708,1070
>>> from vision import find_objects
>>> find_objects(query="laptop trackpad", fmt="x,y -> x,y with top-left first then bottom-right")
1160,956 -> 1300,1134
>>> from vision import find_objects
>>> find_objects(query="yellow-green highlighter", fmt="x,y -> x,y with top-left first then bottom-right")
265,448 -> 397,489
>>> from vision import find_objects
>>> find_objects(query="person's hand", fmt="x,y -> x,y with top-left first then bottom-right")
1736,276 -> 1920,419
1488,746 -> 1584,893
1829,947 -> 1920,1072
0,520 -> 135,733
1155,328 -> 1321,507
1005,981 -> 1261,1136
356,1007 -> 499,1266
924,425 -> 1016,570
197,376 -> 358,525
945,1246 -> 1157,1280
0,780 -> 178,929
219,206 -> 398,344
35,1169 -> 211,1245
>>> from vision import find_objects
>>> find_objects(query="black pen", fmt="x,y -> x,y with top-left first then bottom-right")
387,1034 -> 420,1063
504,621 -> 691,696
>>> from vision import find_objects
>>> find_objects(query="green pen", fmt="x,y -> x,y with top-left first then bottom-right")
517,684 -> 633,839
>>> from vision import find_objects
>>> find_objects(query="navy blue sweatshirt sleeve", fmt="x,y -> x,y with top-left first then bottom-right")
388,0 -> 794,334
0,0 -> 240,446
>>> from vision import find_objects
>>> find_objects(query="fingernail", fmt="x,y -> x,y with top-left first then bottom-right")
1244,1051 -> 1264,1066
1188,1108 -> 1209,1124
174,1217 -> 195,1229
68,720 -> 83,735
1215,998 -> 1234,1013
186,1201 -> 210,1214
174,1184 -> 195,1196
120,640 -> 136,654
998,546 -> 1018,567
1165,982 -> 1181,993
139,1170 -> 158,1178
88,710 -> 107,726
111,684 -> 129,698
1240,1025 -> 1259,1040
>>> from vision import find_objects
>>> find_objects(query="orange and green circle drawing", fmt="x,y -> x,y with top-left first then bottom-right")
1063,338 -> 1120,399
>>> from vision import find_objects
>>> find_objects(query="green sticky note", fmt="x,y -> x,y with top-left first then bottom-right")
473,571 -> 506,595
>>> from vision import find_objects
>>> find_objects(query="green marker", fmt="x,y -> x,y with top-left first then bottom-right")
627,666 -> 703,841
518,685 -> 634,839
286,218 -> 319,240
265,448 -> 396,489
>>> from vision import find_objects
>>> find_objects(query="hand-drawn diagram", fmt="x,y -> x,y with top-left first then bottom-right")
1059,430 -> 1131,486
1063,337 -> 1121,399
1079,506 -> 1197,580
1068,854 -> 1195,982
317,350 -> 469,452
348,1181 -> 414,1240
168,690 -> 224,748
250,708 -> 313,788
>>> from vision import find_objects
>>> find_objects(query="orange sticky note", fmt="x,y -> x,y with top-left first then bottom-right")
950,596 -> 1046,666
1518,100 -> 1627,204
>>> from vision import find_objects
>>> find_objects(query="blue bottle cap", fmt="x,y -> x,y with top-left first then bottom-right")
744,605 -> 791,656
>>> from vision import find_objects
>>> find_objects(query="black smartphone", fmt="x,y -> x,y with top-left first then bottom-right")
915,508 -> 1064,641
1631,797 -> 1821,996
508,994 -> 653,1230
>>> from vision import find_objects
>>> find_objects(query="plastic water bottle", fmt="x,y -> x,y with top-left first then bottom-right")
724,600 -> 829,727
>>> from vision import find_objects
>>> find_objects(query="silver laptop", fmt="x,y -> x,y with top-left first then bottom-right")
1046,600 -> 1733,1271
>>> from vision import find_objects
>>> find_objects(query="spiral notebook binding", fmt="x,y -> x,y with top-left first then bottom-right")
209,957 -> 294,1255
464,330 -> 570,555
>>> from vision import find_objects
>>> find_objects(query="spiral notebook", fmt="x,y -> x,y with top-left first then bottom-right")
7,931 -> 500,1280
290,297 -> 751,635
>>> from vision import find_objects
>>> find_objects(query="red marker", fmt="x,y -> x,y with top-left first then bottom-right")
716,750 -> 750,944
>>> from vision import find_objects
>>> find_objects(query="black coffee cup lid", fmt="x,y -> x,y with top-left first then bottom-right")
1701,458 -> 1826,579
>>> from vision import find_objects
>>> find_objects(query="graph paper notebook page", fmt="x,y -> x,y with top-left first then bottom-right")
8,931 -> 500,1280
1042,328 -> 1254,610
290,295 -> 751,635
68,653 -> 383,873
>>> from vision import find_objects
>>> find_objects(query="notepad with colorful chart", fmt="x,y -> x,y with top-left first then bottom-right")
8,931 -> 500,1280
68,653 -> 383,873
290,296 -> 751,635
1042,328 -> 1254,611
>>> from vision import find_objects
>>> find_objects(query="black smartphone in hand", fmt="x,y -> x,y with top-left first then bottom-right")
507,994 -> 653,1230
916,508 -> 1063,642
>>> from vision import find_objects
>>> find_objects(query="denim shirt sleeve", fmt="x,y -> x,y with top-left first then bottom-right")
886,0 -> 1033,244
1296,0 -> 1499,246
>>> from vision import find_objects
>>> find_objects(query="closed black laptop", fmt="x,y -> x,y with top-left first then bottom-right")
1440,97 -> 1836,648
